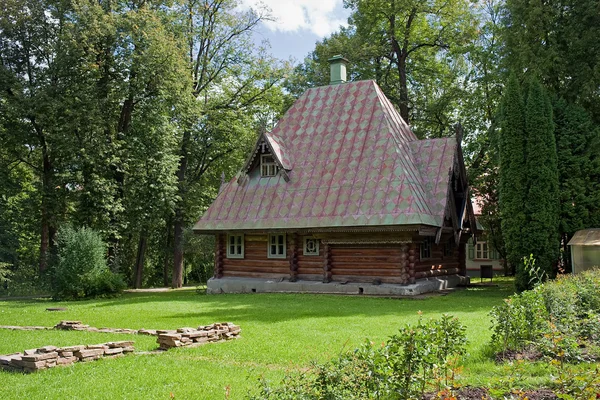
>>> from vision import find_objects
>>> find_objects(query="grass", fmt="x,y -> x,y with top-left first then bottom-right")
0,280 -> 570,399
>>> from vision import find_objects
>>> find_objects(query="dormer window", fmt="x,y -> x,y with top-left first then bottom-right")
261,154 -> 278,177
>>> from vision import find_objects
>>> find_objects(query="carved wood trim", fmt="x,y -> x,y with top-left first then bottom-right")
408,243 -> 417,284
399,244 -> 409,285
322,242 -> 331,283
321,239 -> 412,245
289,233 -> 299,282
215,234 -> 225,279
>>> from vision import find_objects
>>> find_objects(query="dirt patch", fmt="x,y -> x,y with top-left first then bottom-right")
424,387 -> 558,400
423,387 -> 491,399
495,347 -> 543,363
503,389 -> 558,400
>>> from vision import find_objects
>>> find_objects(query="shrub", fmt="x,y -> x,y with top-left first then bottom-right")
250,314 -> 467,400
0,262 -> 11,284
52,226 -> 125,300
489,268 -> 600,360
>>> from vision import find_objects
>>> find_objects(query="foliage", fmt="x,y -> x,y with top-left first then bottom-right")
51,226 -> 124,300
0,0 -> 290,289
498,73 -> 527,285
489,269 -> 600,360
498,76 -> 559,291
250,314 -> 467,400
286,0 -> 478,138
502,0 -> 600,276
521,78 -> 559,284
0,262 -> 11,284
553,99 -> 600,271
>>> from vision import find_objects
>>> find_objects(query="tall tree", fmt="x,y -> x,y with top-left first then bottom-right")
170,0 -> 289,288
521,78 -> 559,285
503,0 -> 600,117
502,0 -> 600,270
498,73 -> 526,287
343,0 -> 477,128
553,99 -> 600,270
0,0 -> 72,272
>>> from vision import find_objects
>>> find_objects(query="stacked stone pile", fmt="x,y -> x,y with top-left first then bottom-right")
54,320 -> 90,331
54,320 -> 138,334
0,341 -> 134,373
157,323 -> 241,349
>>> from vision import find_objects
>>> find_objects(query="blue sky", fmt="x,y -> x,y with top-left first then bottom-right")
239,0 -> 351,63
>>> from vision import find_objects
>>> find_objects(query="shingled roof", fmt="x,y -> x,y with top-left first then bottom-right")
194,80 -> 460,232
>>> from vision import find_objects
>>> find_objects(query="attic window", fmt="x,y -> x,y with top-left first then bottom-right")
261,154 -> 278,177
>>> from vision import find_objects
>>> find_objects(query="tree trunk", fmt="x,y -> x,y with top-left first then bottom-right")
397,53 -> 410,124
172,213 -> 185,289
39,152 -> 54,273
134,234 -> 147,289
172,132 -> 190,289
163,218 -> 173,287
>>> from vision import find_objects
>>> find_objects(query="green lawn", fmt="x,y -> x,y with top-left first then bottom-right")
0,281 -> 555,399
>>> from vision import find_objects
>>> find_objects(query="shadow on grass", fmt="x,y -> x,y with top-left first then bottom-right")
0,284 -> 514,326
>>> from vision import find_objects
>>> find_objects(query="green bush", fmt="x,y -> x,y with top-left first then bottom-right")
489,268 -> 600,360
250,314 -> 467,400
51,226 -> 125,300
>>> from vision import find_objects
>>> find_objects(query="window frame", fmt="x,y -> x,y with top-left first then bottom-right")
303,237 -> 320,256
268,233 -> 286,258
443,240 -> 455,258
226,234 -> 244,259
420,238 -> 432,259
475,241 -> 490,260
260,154 -> 278,177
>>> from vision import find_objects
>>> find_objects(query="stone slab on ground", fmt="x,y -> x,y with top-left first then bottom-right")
21,351 -> 58,362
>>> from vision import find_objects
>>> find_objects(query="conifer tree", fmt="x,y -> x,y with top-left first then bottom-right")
521,78 -> 559,286
554,99 -> 600,270
498,73 -> 526,285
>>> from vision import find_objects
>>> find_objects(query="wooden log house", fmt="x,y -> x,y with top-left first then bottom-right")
193,56 -> 477,295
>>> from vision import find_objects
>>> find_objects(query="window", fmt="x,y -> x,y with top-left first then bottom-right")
261,154 -> 278,177
420,238 -> 432,259
444,240 -> 455,257
268,233 -> 286,258
475,242 -> 489,260
303,238 -> 320,256
226,234 -> 244,258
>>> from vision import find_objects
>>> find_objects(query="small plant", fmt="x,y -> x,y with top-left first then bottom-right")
524,254 -> 546,287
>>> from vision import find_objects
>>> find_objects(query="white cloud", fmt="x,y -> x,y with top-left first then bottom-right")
239,0 -> 349,37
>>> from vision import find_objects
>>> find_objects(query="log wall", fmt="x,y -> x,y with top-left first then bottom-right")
329,245 -> 408,284
413,240 -> 461,279
297,236 -> 323,281
217,232 -> 465,282
222,234 -> 290,279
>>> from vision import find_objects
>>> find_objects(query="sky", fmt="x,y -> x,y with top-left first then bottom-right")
238,0 -> 351,63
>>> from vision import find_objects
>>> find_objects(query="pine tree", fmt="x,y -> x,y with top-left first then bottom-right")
498,73 -> 527,286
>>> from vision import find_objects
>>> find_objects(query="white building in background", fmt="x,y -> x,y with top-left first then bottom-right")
465,198 -> 504,278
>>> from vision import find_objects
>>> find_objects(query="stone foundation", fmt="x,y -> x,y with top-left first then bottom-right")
207,275 -> 470,295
